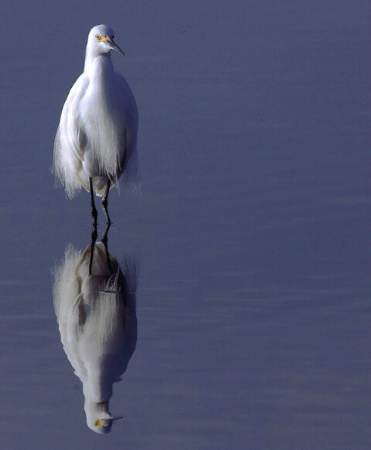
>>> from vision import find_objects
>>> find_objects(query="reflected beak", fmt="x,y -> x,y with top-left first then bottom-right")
106,37 -> 125,56
111,415 -> 123,423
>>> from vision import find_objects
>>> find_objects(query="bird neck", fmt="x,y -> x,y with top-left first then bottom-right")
85,399 -> 110,415
84,53 -> 113,75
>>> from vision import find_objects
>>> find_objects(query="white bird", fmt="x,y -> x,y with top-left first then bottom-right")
53,24 -> 138,223
53,242 -> 137,434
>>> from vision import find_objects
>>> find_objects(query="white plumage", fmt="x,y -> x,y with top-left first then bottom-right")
53,243 -> 137,434
53,24 -> 138,220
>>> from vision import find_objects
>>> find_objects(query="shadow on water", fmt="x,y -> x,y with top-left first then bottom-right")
52,223 -> 137,434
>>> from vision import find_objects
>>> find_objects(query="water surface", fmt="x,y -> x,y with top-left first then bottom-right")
0,1 -> 370,449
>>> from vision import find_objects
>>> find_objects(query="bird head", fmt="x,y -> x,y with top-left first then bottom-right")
87,24 -> 125,56
89,415 -> 123,434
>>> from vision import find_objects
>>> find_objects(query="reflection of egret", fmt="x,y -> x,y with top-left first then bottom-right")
53,239 -> 137,434
53,24 -> 138,223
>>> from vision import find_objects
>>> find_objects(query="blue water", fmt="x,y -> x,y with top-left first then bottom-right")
0,1 -> 370,449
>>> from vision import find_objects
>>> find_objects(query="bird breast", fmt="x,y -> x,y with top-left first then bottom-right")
78,59 -> 126,180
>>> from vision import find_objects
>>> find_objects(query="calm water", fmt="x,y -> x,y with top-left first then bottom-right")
1,1 -> 370,449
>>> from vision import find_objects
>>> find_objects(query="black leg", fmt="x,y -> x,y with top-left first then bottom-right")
101,180 -> 112,224
89,177 -> 98,224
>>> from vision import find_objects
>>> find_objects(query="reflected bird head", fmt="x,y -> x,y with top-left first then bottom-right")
91,415 -> 123,434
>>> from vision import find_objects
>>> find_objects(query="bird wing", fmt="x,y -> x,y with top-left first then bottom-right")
53,74 -> 90,197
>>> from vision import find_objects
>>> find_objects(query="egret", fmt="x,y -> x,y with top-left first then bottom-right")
53,240 -> 137,434
53,24 -> 138,223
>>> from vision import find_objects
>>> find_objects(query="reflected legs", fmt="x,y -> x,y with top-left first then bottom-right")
101,223 -> 113,273
102,180 -> 111,225
89,220 -> 98,276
